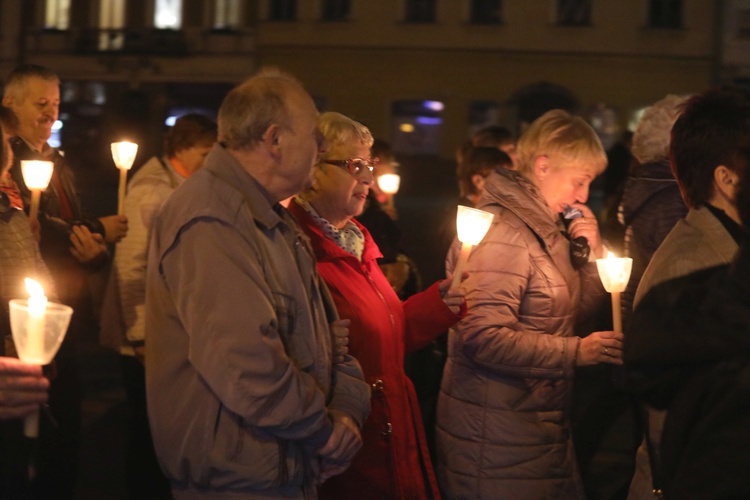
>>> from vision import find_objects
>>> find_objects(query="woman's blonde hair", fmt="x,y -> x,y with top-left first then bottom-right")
516,109 -> 607,176
318,111 -> 374,159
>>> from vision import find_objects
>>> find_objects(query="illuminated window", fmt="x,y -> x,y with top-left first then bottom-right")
648,0 -> 682,29
405,0 -> 436,23
45,0 -> 71,30
269,0 -> 296,21
99,0 -> 126,50
214,0 -> 242,29
155,0 -> 182,29
322,0 -> 350,22
557,0 -> 591,27
470,0 -> 502,25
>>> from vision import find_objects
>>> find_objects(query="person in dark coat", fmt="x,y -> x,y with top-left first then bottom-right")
624,163 -> 750,499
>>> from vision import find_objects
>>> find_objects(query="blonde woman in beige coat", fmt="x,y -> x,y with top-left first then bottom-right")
437,110 -> 624,499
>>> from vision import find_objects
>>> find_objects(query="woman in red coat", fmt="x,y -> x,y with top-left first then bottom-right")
289,111 -> 464,499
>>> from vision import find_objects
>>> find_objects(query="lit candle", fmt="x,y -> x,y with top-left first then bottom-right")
451,205 -> 494,290
595,251 -> 633,333
20,161 -> 54,220
377,173 -> 401,210
111,141 -> 138,215
8,280 -> 73,439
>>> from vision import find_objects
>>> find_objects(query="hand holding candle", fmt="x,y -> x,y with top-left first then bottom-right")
20,161 -> 54,221
9,279 -> 73,437
595,251 -> 633,333
451,205 -> 494,290
111,141 -> 138,215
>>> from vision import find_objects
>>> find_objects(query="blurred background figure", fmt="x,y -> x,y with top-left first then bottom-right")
471,124 -> 518,167
3,64 -> 128,499
437,110 -> 621,499
618,95 -> 688,330
290,111 -> 464,500
100,113 -> 217,499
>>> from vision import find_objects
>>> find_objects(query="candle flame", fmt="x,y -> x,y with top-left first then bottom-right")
25,278 -> 45,299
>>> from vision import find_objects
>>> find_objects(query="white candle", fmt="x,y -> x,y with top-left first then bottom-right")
20,161 -> 54,220
111,141 -> 138,215
451,205 -> 494,290
595,251 -> 633,333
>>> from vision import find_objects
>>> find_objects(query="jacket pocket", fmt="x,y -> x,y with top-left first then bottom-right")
271,291 -> 314,369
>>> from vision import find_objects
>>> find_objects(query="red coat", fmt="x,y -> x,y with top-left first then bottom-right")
290,203 -> 461,499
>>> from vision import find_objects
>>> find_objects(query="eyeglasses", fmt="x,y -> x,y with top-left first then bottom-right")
323,157 -> 379,177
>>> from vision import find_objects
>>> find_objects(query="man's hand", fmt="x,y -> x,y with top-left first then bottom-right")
329,319 -> 350,364
0,357 -> 49,420
69,225 -> 107,263
99,215 -> 129,243
317,410 -> 362,482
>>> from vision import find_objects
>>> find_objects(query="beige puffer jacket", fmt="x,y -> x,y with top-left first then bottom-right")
437,169 -> 602,500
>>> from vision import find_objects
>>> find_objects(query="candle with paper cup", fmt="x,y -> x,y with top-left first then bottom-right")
595,251 -> 633,333
451,205 -> 494,290
111,141 -> 138,215
9,279 -> 73,438
377,173 -> 401,210
20,161 -> 54,220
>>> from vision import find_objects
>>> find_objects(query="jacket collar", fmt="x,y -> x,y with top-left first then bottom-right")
288,200 -> 383,264
480,168 -> 562,248
202,144 -> 285,231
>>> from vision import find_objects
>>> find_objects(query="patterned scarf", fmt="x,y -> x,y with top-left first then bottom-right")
294,196 -> 364,260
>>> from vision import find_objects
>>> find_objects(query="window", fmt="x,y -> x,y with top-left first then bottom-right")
214,0 -> 242,29
99,0 -> 126,50
154,0 -> 182,29
470,0 -> 502,25
405,0 -> 436,23
648,0 -> 682,29
322,0 -> 350,22
45,0 -> 71,30
556,0 -> 591,26
269,0 -> 296,21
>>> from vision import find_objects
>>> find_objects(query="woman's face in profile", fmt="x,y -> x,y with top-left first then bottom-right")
536,158 -> 594,214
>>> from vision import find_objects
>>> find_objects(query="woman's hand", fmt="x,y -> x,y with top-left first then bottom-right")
567,203 -> 605,258
576,330 -> 624,366
99,215 -> 129,243
0,357 -> 50,420
438,275 -> 467,315
329,319 -> 350,364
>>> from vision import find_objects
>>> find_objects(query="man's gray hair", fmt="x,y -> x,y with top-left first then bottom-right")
3,64 -> 60,102
218,67 -> 302,150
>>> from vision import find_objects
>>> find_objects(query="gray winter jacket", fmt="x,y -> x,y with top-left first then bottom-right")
437,169 -> 602,499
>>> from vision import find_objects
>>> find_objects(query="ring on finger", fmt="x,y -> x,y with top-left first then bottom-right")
604,346 -> 609,355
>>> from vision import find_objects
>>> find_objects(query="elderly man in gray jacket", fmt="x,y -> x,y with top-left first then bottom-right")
145,68 -> 370,499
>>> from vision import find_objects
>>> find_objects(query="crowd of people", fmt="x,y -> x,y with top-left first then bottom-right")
0,62 -> 748,500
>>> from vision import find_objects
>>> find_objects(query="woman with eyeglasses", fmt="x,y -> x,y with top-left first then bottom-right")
288,111 -> 465,499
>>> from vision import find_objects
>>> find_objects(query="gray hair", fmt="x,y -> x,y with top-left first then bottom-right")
3,64 -> 60,103
631,94 -> 688,164
217,67 -> 301,150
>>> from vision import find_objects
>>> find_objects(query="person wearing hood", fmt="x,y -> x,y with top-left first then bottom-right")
617,95 -> 688,330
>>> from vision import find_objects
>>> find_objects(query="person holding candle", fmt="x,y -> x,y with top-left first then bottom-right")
0,105 -> 56,497
99,113 -> 217,498
145,69 -> 370,498
436,109 -> 624,499
2,63 -> 127,498
624,86 -> 748,500
288,111 -> 465,499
